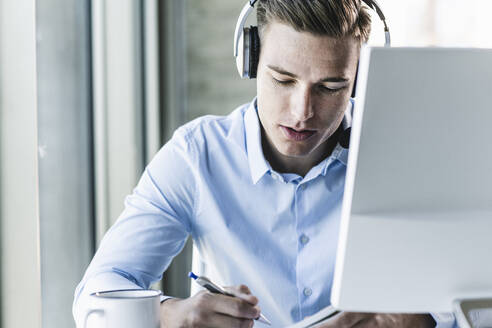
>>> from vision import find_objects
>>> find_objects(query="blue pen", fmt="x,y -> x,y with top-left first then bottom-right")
188,271 -> 272,325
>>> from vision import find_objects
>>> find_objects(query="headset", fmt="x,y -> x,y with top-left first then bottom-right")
233,0 -> 391,148
233,0 -> 391,83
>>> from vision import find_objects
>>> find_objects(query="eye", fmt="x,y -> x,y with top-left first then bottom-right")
272,77 -> 295,86
317,84 -> 347,94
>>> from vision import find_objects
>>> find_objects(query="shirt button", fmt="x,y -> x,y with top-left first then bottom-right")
300,234 -> 310,245
303,287 -> 312,297
299,184 -> 306,191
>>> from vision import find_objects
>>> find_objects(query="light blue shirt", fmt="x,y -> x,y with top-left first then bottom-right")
74,98 -> 456,327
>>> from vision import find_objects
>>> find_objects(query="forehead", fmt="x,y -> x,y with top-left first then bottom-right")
260,21 -> 359,78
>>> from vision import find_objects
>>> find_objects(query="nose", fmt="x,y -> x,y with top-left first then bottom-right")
291,86 -> 314,122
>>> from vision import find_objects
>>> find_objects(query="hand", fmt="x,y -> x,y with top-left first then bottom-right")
160,284 -> 261,328
318,312 -> 436,328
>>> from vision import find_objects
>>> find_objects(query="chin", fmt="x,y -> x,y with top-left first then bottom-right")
276,143 -> 313,158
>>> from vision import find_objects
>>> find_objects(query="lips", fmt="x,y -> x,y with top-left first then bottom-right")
280,126 -> 316,141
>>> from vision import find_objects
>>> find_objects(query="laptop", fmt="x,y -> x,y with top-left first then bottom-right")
331,47 -> 492,320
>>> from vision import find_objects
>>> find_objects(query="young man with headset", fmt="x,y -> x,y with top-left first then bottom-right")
74,1 -> 456,327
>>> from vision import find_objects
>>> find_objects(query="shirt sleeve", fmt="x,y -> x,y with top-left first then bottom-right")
73,127 -> 198,326
431,312 -> 458,328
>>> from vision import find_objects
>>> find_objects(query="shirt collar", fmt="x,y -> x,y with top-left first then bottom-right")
244,98 -> 354,184
244,98 -> 271,184
317,99 -> 354,173
331,98 -> 354,167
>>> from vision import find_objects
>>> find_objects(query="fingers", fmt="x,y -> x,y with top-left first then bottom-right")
210,293 -> 261,319
191,290 -> 260,320
237,284 -> 251,294
200,313 -> 254,328
223,285 -> 258,305
186,297 -> 254,328
318,312 -> 436,328
318,312 -> 370,328
186,284 -> 261,328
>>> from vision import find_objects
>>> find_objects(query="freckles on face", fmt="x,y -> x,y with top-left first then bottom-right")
255,22 -> 359,158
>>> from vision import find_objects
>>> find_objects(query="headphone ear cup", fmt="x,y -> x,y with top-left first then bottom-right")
249,26 -> 260,79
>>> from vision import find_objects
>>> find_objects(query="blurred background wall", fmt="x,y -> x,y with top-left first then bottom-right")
1,0 -> 491,327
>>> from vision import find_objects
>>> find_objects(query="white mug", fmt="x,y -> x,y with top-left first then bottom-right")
82,289 -> 162,328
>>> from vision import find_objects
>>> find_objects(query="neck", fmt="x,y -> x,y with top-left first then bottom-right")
261,128 -> 339,177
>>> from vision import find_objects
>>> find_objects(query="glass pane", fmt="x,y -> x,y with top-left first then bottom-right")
185,0 -> 257,120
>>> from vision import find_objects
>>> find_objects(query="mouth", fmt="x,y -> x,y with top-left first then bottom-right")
280,125 -> 317,141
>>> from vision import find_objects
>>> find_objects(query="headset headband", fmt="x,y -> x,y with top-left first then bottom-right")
233,0 -> 391,58
234,1 -> 258,57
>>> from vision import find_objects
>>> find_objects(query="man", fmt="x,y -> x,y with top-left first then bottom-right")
74,1 -> 455,327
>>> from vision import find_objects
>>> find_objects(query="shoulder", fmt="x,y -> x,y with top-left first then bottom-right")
174,102 -> 250,151
148,101 -> 252,171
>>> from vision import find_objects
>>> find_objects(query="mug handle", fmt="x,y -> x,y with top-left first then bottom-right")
82,308 -> 105,328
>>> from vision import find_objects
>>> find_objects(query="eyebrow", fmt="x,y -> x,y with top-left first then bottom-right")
267,65 -> 349,83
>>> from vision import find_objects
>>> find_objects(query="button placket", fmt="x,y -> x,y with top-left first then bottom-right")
300,234 -> 310,245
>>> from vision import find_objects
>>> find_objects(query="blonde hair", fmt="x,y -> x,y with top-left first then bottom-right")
257,0 -> 372,43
